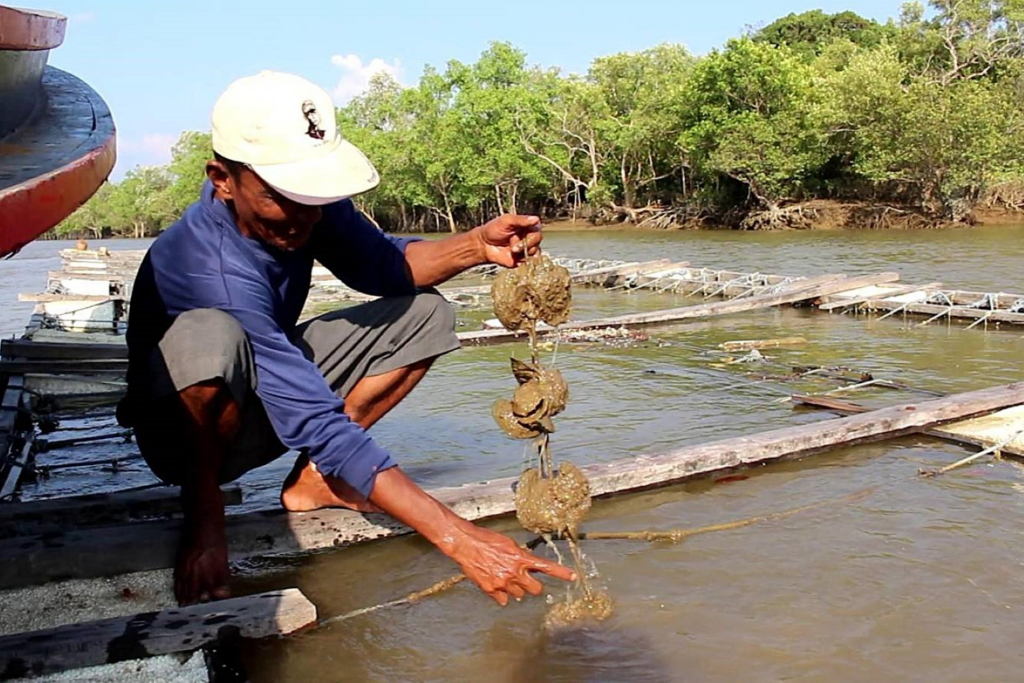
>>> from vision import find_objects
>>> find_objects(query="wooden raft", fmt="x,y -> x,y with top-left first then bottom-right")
0,382 -> 1020,591
460,272 -> 901,345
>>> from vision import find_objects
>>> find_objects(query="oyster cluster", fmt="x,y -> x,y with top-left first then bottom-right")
491,358 -> 569,439
491,252 -> 572,336
514,461 -> 592,536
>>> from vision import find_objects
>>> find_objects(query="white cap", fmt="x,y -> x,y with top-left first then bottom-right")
211,70 -> 379,206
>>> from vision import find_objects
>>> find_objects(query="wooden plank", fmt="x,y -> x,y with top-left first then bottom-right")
0,434 -> 33,501
0,375 -> 26,502
23,373 -> 126,399
720,337 -> 808,352
0,485 -> 244,539
791,394 -> 1024,458
2,339 -> 128,360
601,260 -> 686,282
48,270 -> 125,282
0,359 -> 127,374
0,381 -> 1020,590
567,260 -> 648,283
458,272 -> 901,346
17,293 -> 119,303
819,282 -> 943,312
864,301 -> 1024,325
28,329 -> 126,345
0,588 -> 316,679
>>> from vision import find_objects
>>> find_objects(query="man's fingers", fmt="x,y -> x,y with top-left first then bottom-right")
517,572 -> 544,597
529,555 -> 577,582
491,589 -> 509,607
511,231 -> 542,256
506,214 -> 541,229
507,583 -> 526,601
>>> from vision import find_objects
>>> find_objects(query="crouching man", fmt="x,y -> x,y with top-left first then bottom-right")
116,70 -> 574,607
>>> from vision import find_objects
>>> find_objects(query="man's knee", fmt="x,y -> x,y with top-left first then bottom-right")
169,309 -> 247,350
410,289 -> 457,336
179,379 -> 242,442
155,309 -> 254,403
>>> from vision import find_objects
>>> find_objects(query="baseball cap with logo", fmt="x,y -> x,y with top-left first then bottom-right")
211,70 -> 380,206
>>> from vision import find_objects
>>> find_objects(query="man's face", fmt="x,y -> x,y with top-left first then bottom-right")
208,160 -> 323,251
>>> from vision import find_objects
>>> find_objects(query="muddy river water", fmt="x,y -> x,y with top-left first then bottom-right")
3,225 -> 1024,681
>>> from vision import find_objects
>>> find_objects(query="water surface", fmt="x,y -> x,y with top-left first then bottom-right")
3,225 -> 1024,681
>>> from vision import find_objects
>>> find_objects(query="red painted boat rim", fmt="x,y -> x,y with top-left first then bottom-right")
0,66 -> 116,258
0,5 -> 67,50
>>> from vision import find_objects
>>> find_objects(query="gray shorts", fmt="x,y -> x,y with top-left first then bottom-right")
120,290 -> 460,485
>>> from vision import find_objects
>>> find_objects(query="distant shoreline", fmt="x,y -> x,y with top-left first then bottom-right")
40,202 -> 1024,243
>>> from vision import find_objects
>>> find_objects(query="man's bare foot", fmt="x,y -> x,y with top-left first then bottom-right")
281,453 -> 382,513
175,520 -> 231,606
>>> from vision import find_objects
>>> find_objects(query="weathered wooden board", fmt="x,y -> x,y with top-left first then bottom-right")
0,376 -> 27,501
569,260 -> 666,284
793,394 -> 1024,458
1,339 -> 128,360
0,485 -> 244,539
0,359 -> 127,374
0,588 -> 316,679
23,373 -> 126,397
0,382 -> 1020,590
720,337 -> 808,352
17,293 -> 118,303
27,329 -> 126,345
865,301 -> 1024,325
819,282 -> 943,312
458,272 -> 901,346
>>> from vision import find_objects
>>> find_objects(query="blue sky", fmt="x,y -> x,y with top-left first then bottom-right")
43,0 -> 907,179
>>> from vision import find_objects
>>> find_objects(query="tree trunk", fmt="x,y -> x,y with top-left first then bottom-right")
621,157 -> 636,210
442,194 -> 456,233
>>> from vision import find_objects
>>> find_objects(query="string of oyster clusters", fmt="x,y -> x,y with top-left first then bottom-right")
491,252 -> 608,624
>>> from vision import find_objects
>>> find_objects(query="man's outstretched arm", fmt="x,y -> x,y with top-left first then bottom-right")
367,466 -> 576,605
404,214 -> 544,288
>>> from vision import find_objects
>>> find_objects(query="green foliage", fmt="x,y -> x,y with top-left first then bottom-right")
53,131 -> 210,238
753,9 -> 896,60
681,38 -> 829,204
51,7 -> 1024,236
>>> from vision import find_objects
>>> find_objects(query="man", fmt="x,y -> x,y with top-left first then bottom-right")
117,70 -> 575,607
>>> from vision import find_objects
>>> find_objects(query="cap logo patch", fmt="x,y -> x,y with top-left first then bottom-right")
301,100 -> 326,141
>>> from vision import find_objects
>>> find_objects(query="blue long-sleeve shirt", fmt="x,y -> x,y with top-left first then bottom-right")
125,180 -> 419,497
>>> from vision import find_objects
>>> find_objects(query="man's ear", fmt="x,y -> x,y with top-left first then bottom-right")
206,160 -> 234,200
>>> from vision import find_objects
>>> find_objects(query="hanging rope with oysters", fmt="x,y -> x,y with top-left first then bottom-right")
489,250 -> 611,627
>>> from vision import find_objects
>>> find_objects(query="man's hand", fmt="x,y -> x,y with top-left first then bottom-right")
404,213 -> 543,287
476,214 -> 543,268
445,523 -> 577,606
367,466 -> 575,605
